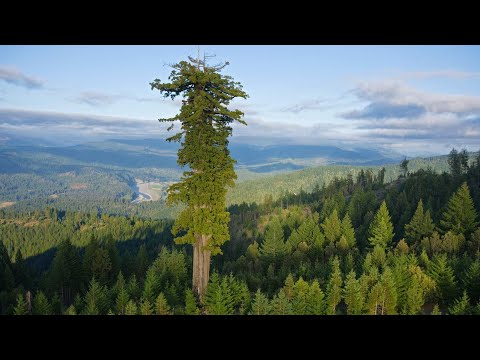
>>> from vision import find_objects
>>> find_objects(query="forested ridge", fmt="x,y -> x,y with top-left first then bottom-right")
1,149 -> 479,315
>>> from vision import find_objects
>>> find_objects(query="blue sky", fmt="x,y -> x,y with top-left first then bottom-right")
1,45 -> 480,156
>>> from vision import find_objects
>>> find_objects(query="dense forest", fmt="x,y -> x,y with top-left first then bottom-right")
1,148 -> 479,315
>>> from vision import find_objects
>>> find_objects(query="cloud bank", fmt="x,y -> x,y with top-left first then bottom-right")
0,66 -> 44,89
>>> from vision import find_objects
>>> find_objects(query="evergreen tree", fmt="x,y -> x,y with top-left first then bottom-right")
140,299 -> 153,315
341,214 -> 356,248
404,199 -> 435,245
464,259 -> 480,303
113,271 -> 126,297
184,289 -> 200,315
115,287 -> 130,315
321,209 -> 342,244
380,268 -> 397,315
431,304 -> 441,315
82,236 -> 100,282
448,148 -> 461,176
368,201 -> 395,249
440,182 -> 478,236
73,293 -> 83,314
50,239 -> 82,305
365,282 -> 384,315
32,291 -> 52,315
428,254 -> 458,306
400,158 -> 409,177
271,289 -> 293,315
127,274 -> 141,301
64,305 -> 76,315
204,272 -> 234,315
155,293 -> 171,315
91,247 -> 112,285
84,277 -> 107,315
259,218 -> 287,263
343,271 -> 365,315
325,257 -> 343,315
306,280 -> 325,315
448,290 -> 470,315
142,267 -> 160,304
403,276 -> 424,315
288,218 -> 324,252
13,293 -> 29,315
151,55 -> 248,300
292,277 -> 309,315
125,300 -> 137,315
135,244 -> 149,280
249,289 -> 271,315
105,238 -> 120,282
283,274 -> 295,301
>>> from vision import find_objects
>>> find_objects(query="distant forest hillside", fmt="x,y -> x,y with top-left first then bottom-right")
227,153 -> 473,205
0,136 -> 477,219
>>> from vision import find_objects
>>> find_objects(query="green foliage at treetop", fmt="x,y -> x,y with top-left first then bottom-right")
150,58 -> 248,255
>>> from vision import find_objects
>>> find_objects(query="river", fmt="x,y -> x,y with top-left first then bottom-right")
130,180 -> 153,204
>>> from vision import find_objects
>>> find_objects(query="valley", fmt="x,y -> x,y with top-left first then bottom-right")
0,137 -> 471,218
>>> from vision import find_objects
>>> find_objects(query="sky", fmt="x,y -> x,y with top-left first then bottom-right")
1,45 -> 480,156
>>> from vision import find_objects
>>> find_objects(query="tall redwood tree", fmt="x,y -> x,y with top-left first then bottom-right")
150,55 -> 248,301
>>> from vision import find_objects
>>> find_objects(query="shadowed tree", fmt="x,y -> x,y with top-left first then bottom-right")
400,158 -> 409,178
151,53 -> 248,301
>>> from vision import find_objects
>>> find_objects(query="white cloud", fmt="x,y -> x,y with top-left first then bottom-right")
0,66 -> 44,89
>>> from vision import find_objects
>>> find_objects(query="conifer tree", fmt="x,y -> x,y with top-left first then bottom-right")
343,271 -> 365,315
204,272 -> 234,315
448,290 -> 470,315
125,300 -> 137,315
380,268 -> 397,315
341,214 -> 356,248
84,277 -> 107,315
113,271 -> 126,297
32,291 -> 52,315
64,305 -> 76,315
440,182 -> 478,236
365,282 -> 384,315
326,257 -> 343,314
292,277 -> 309,315
151,55 -> 248,300
115,287 -> 130,315
368,201 -> 395,249
260,218 -> 287,262
306,280 -> 325,315
431,304 -> 441,315
403,276 -> 424,315
127,274 -> 141,301
404,199 -> 435,245
321,209 -> 342,244
464,259 -> 480,303
184,289 -> 200,315
142,268 -> 160,304
92,247 -> 112,285
13,293 -> 29,315
271,289 -> 293,315
249,289 -> 271,315
428,254 -> 458,306
140,299 -> 153,315
135,244 -> 149,280
155,292 -> 171,315
283,274 -> 295,301
50,239 -> 82,305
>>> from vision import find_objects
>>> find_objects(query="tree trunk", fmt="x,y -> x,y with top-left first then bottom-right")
193,234 -> 211,303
